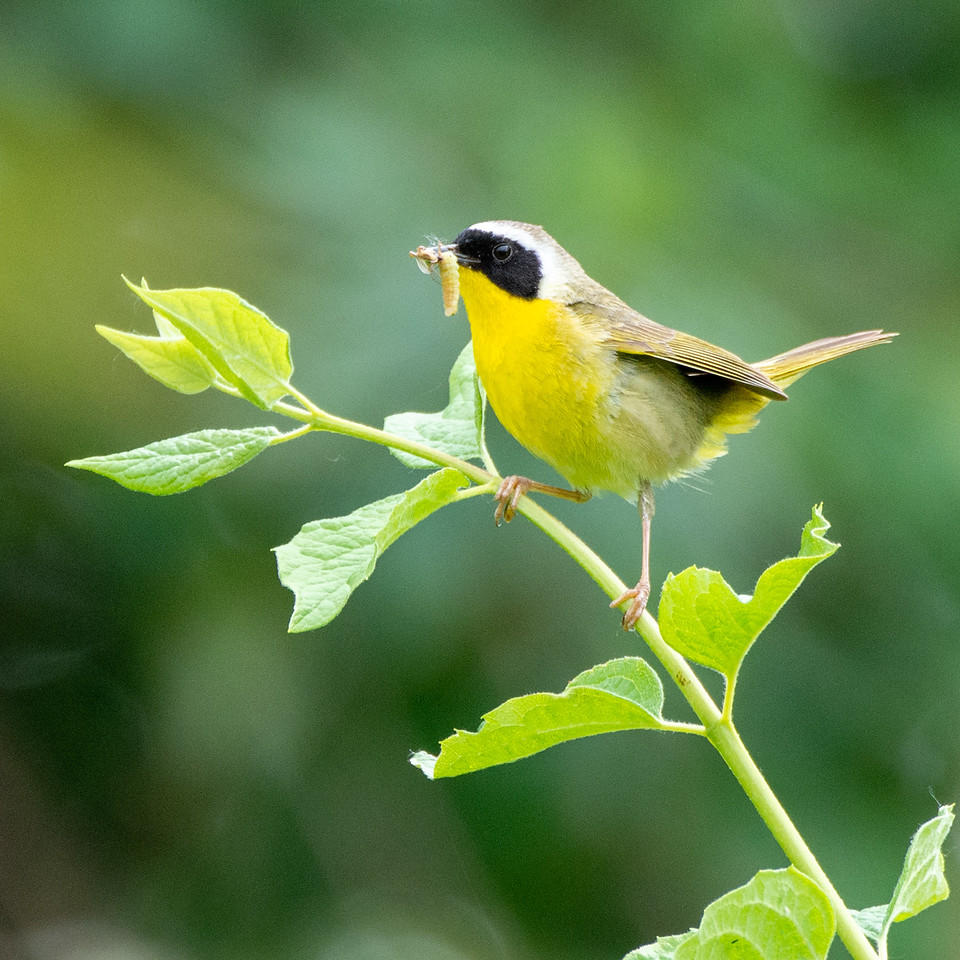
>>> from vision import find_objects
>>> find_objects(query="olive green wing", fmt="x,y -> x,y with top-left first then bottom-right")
582,302 -> 787,400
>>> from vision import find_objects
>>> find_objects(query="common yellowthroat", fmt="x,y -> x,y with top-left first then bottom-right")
411,221 -> 895,630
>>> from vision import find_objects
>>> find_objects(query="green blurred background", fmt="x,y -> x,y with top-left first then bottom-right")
2,1 -> 958,957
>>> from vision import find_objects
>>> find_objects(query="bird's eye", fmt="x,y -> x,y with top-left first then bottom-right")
492,242 -> 513,262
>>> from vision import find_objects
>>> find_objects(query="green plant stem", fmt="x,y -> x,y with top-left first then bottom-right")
271,394 -> 495,486
515,496 -> 878,960
216,382 -> 488,481
268,394 -> 877,959
268,424 -> 314,445
517,498 -> 717,710
707,720 -> 878,960
722,672 -> 738,724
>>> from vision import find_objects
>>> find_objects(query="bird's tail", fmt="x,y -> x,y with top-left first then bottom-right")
691,329 -> 897,469
753,329 -> 897,390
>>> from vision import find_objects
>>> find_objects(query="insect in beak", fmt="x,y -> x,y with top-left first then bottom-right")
409,242 -> 460,316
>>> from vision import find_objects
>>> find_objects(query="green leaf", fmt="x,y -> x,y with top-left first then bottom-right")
96,324 -> 221,394
687,868 -> 834,959
849,905 -> 886,943
623,932 -> 696,960
878,803 -> 954,945
852,805 -> 954,953
150,305 -> 183,339
411,657 -> 672,779
384,341 -> 486,468
627,868 -> 835,960
274,467 -> 467,632
66,427 -> 281,495
886,803 -> 954,922
658,505 -> 838,679
124,280 -> 293,409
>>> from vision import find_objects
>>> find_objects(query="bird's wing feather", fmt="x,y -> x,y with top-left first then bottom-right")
580,302 -> 788,400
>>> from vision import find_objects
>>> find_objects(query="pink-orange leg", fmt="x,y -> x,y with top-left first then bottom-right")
610,481 -> 654,630
493,475 -> 591,525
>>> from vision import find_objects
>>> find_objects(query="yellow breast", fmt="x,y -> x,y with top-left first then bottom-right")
458,267 -> 635,495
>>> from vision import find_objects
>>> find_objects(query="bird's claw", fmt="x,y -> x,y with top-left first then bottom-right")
494,475 -> 530,525
611,579 -> 651,631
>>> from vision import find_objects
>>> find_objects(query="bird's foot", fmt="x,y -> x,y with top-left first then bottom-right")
493,475 -> 531,525
611,578 -> 651,631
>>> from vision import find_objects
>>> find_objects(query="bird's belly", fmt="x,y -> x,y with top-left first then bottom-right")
605,354 -> 723,486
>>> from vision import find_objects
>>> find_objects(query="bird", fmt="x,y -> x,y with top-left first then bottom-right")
411,221 -> 896,629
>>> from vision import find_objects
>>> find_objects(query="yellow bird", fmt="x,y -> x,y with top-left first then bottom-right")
412,221 -> 895,629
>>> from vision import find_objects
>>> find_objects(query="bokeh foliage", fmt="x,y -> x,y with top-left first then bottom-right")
1,1 -> 958,958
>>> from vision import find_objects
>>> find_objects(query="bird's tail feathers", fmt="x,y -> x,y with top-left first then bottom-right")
754,329 -> 897,389
691,329 -> 896,470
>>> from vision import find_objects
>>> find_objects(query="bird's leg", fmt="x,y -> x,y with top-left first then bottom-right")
611,481 -> 654,630
494,475 -> 591,525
